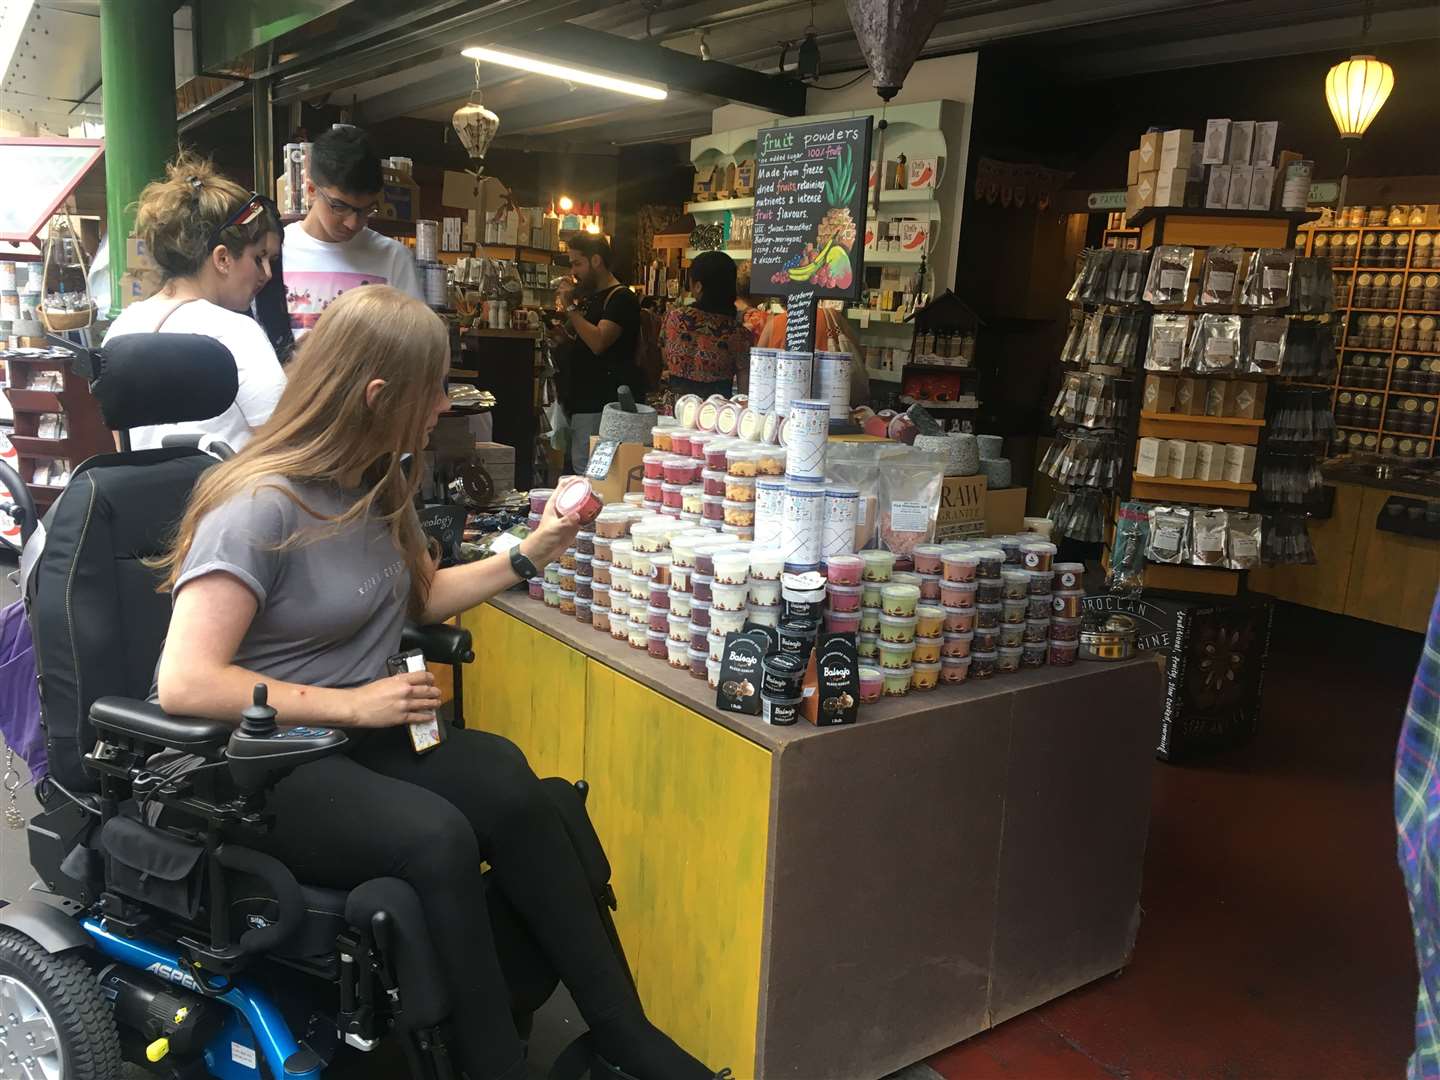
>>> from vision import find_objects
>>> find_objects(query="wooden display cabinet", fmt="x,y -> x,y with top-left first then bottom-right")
2,351 -> 112,511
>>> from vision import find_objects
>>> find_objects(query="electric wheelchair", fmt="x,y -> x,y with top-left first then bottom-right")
0,333 -> 633,1079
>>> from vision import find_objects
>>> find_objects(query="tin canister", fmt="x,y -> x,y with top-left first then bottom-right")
749,347 -> 778,414
784,399 -> 829,481
416,219 -> 440,263
823,484 -> 859,558
781,481 -> 825,567
754,476 -> 786,548
815,350 -> 852,420
774,350 -> 813,418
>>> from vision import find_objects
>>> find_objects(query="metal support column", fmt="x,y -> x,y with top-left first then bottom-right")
99,0 -> 177,311
252,77 -> 275,199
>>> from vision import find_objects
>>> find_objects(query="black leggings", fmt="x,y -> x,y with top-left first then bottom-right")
253,727 -> 639,1080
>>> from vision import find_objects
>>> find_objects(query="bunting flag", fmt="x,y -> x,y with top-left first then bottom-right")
972,157 -> 1072,211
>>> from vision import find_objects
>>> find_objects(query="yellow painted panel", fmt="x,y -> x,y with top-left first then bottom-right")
584,660 -> 771,1077
461,605 -> 587,781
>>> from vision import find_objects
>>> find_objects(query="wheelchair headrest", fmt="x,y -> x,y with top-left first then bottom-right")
87,334 -> 240,431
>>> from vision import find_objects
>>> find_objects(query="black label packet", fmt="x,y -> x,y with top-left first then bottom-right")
716,631 -> 772,715
808,633 -> 860,726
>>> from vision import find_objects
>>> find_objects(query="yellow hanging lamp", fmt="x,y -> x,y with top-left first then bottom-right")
1324,54 -> 1395,139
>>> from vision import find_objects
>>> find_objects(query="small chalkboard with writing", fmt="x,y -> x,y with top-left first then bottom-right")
786,289 -> 815,351
585,439 -> 619,481
751,116 -> 872,301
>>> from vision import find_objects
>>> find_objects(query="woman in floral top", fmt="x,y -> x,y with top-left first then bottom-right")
661,250 -> 755,397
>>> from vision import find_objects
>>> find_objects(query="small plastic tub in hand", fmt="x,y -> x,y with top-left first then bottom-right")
858,666 -> 884,704
941,655 -> 972,684
910,661 -> 940,691
940,579 -> 977,609
912,635 -> 942,664
825,609 -> 862,635
879,613 -> 918,644
881,584 -> 921,617
825,554 -> 864,586
827,583 -> 863,612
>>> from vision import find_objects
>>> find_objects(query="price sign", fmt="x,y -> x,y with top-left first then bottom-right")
751,116 -> 872,300
586,439 -> 619,480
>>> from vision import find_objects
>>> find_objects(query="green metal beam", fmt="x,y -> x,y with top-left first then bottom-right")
100,0 -> 178,310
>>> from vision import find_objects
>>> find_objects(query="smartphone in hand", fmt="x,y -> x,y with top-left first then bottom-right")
386,649 -> 443,754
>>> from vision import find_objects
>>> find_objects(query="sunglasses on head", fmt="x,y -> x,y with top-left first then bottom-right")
207,193 -> 269,252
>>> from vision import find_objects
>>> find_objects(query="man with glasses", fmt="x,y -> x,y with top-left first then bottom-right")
282,125 -> 423,334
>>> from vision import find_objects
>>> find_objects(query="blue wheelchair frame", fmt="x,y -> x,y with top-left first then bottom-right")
82,917 -> 319,1080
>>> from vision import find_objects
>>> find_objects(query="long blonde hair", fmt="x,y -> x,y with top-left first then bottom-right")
155,285 -> 448,615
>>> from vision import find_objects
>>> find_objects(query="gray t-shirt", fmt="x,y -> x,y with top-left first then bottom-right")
173,476 -> 410,690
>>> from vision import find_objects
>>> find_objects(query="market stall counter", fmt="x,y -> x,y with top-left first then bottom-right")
460,593 -> 1164,1079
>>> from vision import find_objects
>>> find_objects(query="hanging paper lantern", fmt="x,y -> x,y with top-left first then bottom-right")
844,0 -> 947,101
1324,54 -> 1395,139
452,90 -> 500,168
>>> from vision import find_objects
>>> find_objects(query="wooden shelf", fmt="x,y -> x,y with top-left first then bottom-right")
866,366 -> 903,383
1128,207 -> 1319,229
684,196 -> 755,213
1142,562 -> 1242,597
1131,474 -> 1257,508
1139,411 -> 1265,427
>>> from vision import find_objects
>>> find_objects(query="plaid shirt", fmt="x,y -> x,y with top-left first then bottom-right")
1397,586 -> 1440,1079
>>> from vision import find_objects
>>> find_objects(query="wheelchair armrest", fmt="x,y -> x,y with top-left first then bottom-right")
90,698 -> 232,755
401,623 -> 474,666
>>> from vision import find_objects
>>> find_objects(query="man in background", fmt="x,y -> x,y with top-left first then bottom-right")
551,234 -> 640,473
283,125 -> 422,335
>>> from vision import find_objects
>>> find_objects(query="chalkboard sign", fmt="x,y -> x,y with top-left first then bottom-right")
785,289 -> 815,351
585,439 -> 620,481
751,116 -> 872,300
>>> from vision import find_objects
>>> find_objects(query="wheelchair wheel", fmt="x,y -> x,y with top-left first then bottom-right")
0,929 -> 121,1080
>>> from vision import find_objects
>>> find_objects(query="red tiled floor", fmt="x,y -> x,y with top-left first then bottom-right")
930,603 -> 1424,1080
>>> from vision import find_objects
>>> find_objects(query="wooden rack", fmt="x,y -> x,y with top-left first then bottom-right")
1293,221 -> 1440,457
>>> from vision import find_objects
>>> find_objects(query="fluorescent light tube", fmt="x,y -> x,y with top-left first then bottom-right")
461,45 -> 667,100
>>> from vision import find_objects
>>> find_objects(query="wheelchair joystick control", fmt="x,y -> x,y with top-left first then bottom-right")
240,684 -> 278,737
226,685 -> 348,790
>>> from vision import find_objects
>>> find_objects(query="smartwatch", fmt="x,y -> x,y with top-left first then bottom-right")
509,546 -> 538,582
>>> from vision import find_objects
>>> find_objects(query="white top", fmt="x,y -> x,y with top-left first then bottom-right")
282,221 -> 423,335
104,297 -> 286,453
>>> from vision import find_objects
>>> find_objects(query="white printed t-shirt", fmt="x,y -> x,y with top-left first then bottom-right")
103,297 -> 285,453
282,221 -> 423,334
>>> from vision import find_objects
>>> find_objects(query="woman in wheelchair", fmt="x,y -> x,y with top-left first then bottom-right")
151,285 -> 722,1080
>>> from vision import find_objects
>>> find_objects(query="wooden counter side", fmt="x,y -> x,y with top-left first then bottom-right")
1344,486 -> 1440,633
1249,481 -> 1364,615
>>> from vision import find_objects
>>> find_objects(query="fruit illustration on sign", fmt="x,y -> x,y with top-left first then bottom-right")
770,145 -> 859,290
